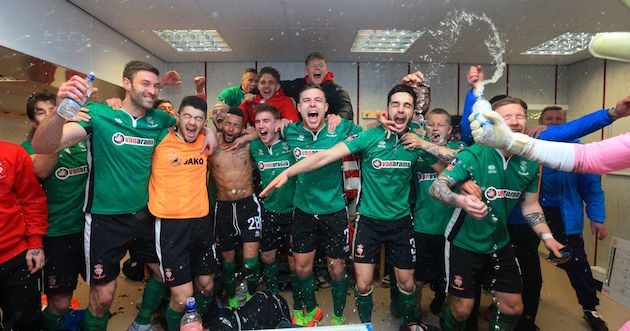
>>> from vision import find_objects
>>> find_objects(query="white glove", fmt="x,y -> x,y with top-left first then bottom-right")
469,110 -> 534,156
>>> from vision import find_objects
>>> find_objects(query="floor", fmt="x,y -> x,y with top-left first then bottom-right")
71,253 -> 630,330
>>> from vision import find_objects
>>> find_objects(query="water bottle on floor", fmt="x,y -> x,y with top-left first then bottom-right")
180,297 -> 203,331
236,280 -> 248,307
56,72 -> 95,120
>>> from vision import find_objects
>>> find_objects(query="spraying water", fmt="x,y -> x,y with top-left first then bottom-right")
421,10 -> 506,90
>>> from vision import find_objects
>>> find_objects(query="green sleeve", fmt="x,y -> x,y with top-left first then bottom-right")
218,87 -> 231,102
155,129 -> 170,146
155,109 -> 176,128
442,150 -> 475,184
343,128 -> 374,155
77,102 -> 99,129
20,141 -> 34,155
525,165 -> 541,193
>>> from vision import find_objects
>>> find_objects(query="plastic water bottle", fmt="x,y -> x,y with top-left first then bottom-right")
180,297 -> 203,331
56,72 -> 95,120
472,84 -> 495,142
236,280 -> 248,307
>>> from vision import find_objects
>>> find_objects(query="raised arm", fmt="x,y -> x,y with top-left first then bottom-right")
29,153 -> 61,180
470,109 -> 630,174
32,76 -> 89,153
401,133 -> 459,163
260,142 -> 351,197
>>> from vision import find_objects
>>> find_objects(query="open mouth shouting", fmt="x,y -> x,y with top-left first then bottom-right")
393,114 -> 407,126
430,131 -> 443,143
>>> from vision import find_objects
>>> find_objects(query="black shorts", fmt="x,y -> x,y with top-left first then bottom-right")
156,217 -> 220,287
260,210 -> 292,252
214,195 -> 262,252
292,208 -> 350,259
414,232 -> 446,284
352,215 -> 416,269
446,243 -> 522,298
85,209 -> 159,285
43,232 -> 85,295
0,251 -> 43,330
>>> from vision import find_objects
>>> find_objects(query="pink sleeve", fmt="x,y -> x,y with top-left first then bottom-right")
573,132 -> 630,174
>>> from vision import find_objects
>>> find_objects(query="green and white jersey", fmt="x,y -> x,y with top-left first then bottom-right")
443,144 -> 539,254
413,141 -> 464,235
77,102 -> 175,215
284,119 -> 362,215
250,138 -> 295,214
344,126 -> 438,221
409,120 -> 424,131
21,140 -> 88,237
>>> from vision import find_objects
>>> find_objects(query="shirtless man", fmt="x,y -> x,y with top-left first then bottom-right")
208,107 -> 262,308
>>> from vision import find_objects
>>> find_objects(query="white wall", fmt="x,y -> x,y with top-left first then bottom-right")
566,58 -> 630,269
0,0 -> 165,86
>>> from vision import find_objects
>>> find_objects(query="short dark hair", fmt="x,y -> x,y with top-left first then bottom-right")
123,60 -> 160,81
254,103 -> 280,119
227,106 -> 244,120
298,83 -> 326,102
305,52 -> 326,66
540,105 -> 563,116
26,92 -> 56,120
489,94 -> 528,111
387,84 -> 417,108
178,96 -> 207,116
539,106 -> 565,124
492,96 -> 528,112
154,98 -> 172,109
242,68 -> 257,76
426,108 -> 451,125
257,67 -> 280,83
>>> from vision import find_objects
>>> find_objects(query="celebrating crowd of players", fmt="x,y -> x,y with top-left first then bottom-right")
2,52 -> 630,331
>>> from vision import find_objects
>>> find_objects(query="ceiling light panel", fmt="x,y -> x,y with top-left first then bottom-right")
521,32 -> 595,56
153,29 -> 232,53
350,29 -> 423,53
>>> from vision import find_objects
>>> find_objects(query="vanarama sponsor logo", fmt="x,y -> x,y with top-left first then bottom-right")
371,158 -> 412,170
417,172 -> 437,181
484,186 -> 521,201
55,165 -> 88,180
293,147 -> 321,159
112,132 -> 154,146
258,160 -> 290,171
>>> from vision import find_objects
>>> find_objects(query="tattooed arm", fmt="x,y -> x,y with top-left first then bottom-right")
402,133 -> 459,162
519,191 -> 565,259
430,173 -> 488,219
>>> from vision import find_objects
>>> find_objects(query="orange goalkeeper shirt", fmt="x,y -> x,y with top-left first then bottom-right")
148,131 -> 209,219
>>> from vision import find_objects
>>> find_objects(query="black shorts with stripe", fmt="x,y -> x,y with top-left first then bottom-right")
85,208 -> 158,285
352,214 -> 416,269
292,208 -> 350,259
156,216 -> 220,287
214,195 -> 262,252
43,232 -> 85,294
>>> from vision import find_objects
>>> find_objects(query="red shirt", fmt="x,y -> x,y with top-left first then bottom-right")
0,142 -> 47,264
240,88 -> 299,126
